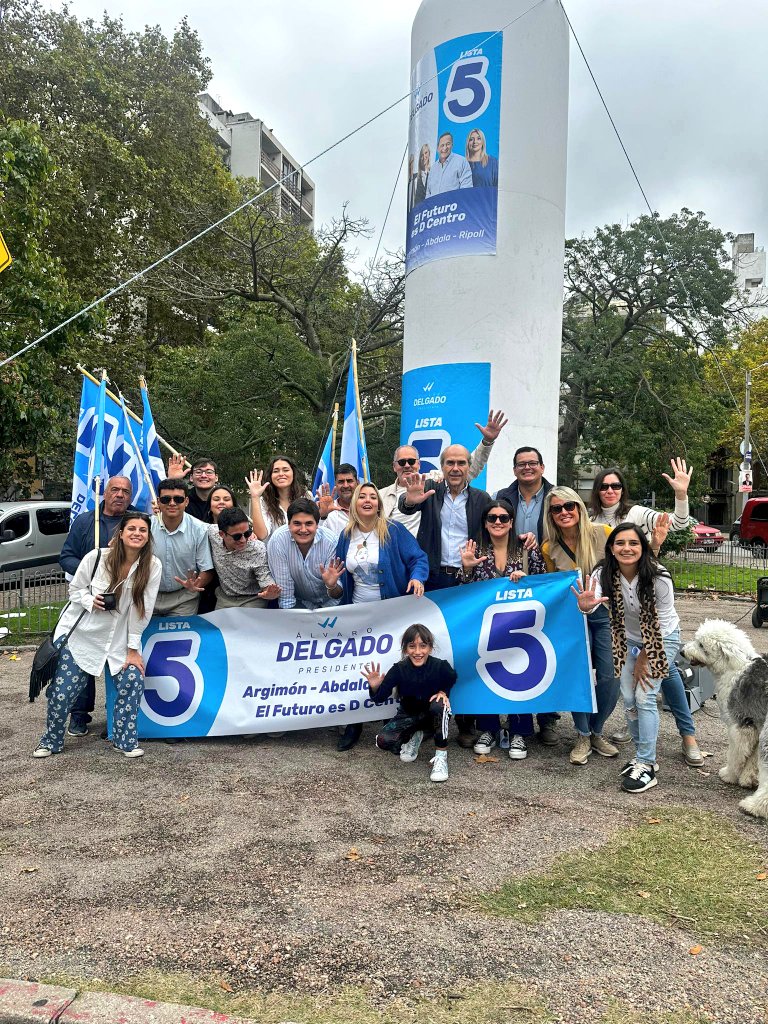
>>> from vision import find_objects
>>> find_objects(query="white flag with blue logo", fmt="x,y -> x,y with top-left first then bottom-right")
339,351 -> 369,480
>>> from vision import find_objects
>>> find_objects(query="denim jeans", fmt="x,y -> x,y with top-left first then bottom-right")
659,630 -> 695,737
619,632 -> 681,765
572,606 -> 620,737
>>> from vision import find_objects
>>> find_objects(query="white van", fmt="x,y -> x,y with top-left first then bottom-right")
0,501 -> 71,574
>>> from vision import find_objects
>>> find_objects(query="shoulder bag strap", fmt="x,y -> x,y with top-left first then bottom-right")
56,548 -> 103,642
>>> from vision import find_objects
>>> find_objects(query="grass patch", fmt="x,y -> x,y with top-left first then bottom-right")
479,808 -> 768,944
666,560 -> 762,595
0,599 -> 65,643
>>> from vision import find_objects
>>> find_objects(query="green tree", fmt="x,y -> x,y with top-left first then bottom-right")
560,209 -> 736,495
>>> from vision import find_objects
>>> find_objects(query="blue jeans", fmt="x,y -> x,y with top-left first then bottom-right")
660,630 -> 695,737
39,642 -> 144,753
620,631 -> 681,765
572,606 -> 620,737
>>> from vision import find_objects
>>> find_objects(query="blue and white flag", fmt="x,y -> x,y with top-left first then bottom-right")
312,427 -> 335,496
339,352 -> 369,480
71,375 -> 157,521
139,384 -> 166,500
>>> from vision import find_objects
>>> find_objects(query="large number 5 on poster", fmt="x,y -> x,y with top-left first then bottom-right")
443,57 -> 491,122
141,632 -> 205,725
476,602 -> 557,701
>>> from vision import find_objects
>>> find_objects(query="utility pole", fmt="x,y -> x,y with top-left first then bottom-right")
742,369 -> 752,515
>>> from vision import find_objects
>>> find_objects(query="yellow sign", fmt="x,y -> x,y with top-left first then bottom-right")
0,231 -> 11,274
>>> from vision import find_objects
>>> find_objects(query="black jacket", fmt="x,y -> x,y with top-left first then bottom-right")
494,477 -> 555,545
399,480 -> 490,575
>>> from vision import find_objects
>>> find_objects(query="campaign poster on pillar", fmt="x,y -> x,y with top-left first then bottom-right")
400,362 -> 490,489
406,32 -> 502,273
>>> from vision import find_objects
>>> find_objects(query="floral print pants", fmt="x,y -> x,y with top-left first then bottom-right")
38,641 -> 144,753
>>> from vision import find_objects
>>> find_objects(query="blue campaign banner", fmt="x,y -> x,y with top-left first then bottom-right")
105,571 -> 594,739
401,362 -> 490,489
406,31 -> 503,273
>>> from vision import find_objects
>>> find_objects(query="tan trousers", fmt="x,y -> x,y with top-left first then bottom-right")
152,588 -> 200,617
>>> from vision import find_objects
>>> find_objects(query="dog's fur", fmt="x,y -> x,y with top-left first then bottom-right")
683,619 -> 768,819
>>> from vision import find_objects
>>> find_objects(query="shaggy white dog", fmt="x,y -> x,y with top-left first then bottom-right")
683,619 -> 768,819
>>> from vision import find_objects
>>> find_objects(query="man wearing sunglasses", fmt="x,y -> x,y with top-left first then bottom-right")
380,410 -> 509,536
208,507 -> 281,609
150,479 -> 214,616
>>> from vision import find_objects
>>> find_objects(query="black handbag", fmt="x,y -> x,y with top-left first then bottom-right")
28,550 -> 102,702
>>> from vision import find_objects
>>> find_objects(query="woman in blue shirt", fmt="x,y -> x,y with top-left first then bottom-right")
466,127 -> 498,188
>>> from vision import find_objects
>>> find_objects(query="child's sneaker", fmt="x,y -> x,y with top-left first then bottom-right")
508,735 -> 528,760
620,758 -> 659,776
473,731 -> 496,755
399,730 -> 424,763
429,749 -> 449,782
621,762 -> 658,793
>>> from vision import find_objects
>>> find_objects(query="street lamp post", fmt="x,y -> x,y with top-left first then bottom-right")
742,362 -> 768,514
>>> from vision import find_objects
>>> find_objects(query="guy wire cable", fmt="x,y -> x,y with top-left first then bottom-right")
559,0 -> 768,479
0,0 -> 547,373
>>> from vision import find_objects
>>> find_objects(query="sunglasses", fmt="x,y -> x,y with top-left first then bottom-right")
226,527 -> 253,542
550,501 -> 578,515
159,495 -> 186,505
599,483 -> 623,491
396,458 -> 418,467
485,513 -> 511,524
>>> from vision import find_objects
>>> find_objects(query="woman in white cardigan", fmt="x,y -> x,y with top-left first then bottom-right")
34,512 -> 161,759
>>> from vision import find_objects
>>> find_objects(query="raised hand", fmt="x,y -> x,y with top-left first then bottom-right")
475,408 -> 509,443
406,579 -> 424,598
246,469 -> 269,500
316,483 -> 335,518
570,576 -> 607,613
362,661 -> 384,691
319,557 -> 346,590
174,570 -> 205,593
403,472 -> 433,506
651,512 -> 671,554
167,453 -> 191,479
460,539 -> 484,569
661,457 -> 693,498
257,583 -> 282,601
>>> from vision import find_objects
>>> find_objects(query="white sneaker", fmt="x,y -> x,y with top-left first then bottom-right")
118,747 -> 144,758
399,730 -> 424,762
32,747 -> 53,758
430,749 -> 449,782
508,735 -> 528,760
473,731 -> 497,755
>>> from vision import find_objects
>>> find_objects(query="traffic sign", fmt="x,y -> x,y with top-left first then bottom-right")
0,231 -> 11,274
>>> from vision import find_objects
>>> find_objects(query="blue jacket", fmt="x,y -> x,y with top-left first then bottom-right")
59,503 -> 139,575
335,521 -> 429,604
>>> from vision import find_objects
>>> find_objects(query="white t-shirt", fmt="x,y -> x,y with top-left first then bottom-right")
345,528 -> 381,603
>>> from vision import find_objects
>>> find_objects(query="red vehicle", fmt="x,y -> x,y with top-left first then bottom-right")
689,522 -> 725,552
737,497 -> 768,556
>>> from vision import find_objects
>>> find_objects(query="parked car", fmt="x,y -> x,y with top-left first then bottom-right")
688,521 -> 725,552
0,501 -> 71,574
738,497 -> 768,556
729,516 -> 741,542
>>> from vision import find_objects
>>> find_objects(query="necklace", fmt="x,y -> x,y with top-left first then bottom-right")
355,528 -> 374,557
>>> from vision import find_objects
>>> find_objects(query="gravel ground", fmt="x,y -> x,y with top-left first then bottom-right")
1,594 -> 767,1024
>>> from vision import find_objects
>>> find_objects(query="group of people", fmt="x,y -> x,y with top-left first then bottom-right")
407,127 -> 498,208
34,408 -> 702,794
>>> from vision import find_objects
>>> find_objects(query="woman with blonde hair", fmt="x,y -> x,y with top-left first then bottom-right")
542,487 -> 619,766
411,143 -> 431,206
465,127 -> 498,187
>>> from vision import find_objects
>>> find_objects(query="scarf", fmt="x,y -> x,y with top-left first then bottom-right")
607,568 -> 669,678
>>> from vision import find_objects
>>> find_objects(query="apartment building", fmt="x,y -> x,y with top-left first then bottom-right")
198,92 -> 315,228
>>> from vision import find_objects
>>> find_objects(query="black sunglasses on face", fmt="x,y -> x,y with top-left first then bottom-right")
159,495 -> 186,505
226,527 -> 253,542
599,482 -> 623,491
396,458 -> 418,467
550,501 -> 578,515
485,513 -> 511,524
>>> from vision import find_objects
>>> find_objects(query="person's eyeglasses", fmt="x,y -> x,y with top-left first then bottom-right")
599,483 -> 623,491
515,460 -> 541,469
226,527 -> 253,542
485,513 -> 511,524
550,501 -> 578,515
193,469 -> 215,477
396,458 -> 418,468
159,495 -> 186,505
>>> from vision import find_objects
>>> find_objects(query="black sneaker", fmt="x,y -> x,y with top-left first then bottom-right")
67,720 -> 89,737
620,758 -> 659,777
621,762 -> 658,793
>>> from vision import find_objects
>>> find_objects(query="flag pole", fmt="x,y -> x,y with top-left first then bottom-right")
93,369 -> 107,552
331,402 -> 339,470
119,392 -> 158,511
350,339 -> 370,481
77,364 -> 187,464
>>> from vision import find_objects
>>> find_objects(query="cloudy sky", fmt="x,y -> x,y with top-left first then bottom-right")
43,0 -> 768,270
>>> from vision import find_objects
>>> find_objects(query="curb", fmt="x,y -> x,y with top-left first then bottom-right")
0,980 -> 265,1024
